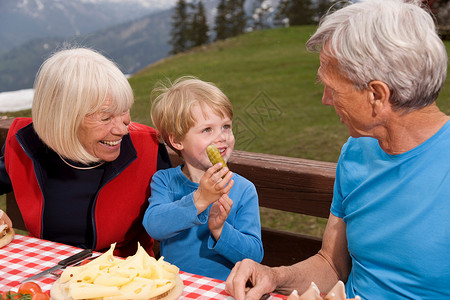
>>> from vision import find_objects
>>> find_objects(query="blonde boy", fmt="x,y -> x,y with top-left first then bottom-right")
143,77 -> 263,280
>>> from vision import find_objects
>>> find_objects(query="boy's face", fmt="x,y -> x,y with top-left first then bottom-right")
176,103 -> 235,172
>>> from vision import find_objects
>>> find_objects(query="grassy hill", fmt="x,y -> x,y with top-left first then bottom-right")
2,26 -> 450,237
129,26 -> 450,163
130,26 -> 347,162
129,26 -> 450,237
5,26 -> 450,162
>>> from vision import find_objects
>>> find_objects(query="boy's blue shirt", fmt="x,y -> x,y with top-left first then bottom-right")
143,165 -> 263,281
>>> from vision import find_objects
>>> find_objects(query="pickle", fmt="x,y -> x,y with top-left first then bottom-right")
206,144 -> 228,169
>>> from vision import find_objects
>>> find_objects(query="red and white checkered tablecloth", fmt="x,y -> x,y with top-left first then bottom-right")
0,235 -> 286,299
0,234 -> 82,291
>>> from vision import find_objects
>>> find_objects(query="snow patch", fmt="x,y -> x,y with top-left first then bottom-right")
0,89 -> 34,112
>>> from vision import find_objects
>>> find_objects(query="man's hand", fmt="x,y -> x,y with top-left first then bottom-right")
225,259 -> 278,300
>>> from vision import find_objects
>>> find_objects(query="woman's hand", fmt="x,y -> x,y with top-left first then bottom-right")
194,163 -> 234,214
208,194 -> 234,240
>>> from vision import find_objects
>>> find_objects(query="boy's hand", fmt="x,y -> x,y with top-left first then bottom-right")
208,194 -> 234,241
194,163 -> 233,214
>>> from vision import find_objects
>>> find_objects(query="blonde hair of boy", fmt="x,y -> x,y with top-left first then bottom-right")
32,47 -> 134,164
151,76 -> 233,156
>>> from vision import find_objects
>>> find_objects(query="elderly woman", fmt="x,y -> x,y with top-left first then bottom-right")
225,0 -> 449,299
0,48 -> 171,257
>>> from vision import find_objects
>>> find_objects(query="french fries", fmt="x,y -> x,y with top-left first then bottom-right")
206,145 -> 227,169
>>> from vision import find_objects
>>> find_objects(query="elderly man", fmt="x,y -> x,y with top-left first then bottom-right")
225,0 -> 449,299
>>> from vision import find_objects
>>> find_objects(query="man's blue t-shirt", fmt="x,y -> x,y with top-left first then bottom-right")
331,121 -> 450,299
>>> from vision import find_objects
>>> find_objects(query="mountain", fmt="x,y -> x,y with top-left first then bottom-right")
0,0 -> 280,92
0,0 -> 177,53
0,6 -> 173,92
0,0 -> 227,92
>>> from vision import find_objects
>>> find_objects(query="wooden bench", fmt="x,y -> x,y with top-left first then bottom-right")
0,117 -> 336,267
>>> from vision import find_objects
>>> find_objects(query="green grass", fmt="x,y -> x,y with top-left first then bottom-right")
129,26 -> 351,163
2,26 -> 450,238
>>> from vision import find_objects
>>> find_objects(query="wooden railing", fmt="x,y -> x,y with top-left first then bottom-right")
0,117 -> 336,267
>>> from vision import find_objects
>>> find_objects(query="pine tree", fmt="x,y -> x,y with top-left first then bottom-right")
214,0 -> 229,41
169,0 -> 189,55
314,0 -> 331,22
432,0 -> 449,27
229,0 -> 247,37
274,0 -> 315,27
273,0 -> 290,27
214,0 -> 248,41
251,0 -> 274,31
190,0 -> 209,47
432,0 -> 450,40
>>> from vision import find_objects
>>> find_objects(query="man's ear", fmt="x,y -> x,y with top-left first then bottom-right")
368,80 -> 391,114
169,135 -> 183,151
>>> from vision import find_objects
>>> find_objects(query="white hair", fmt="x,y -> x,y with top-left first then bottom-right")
306,0 -> 448,111
32,47 -> 134,164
